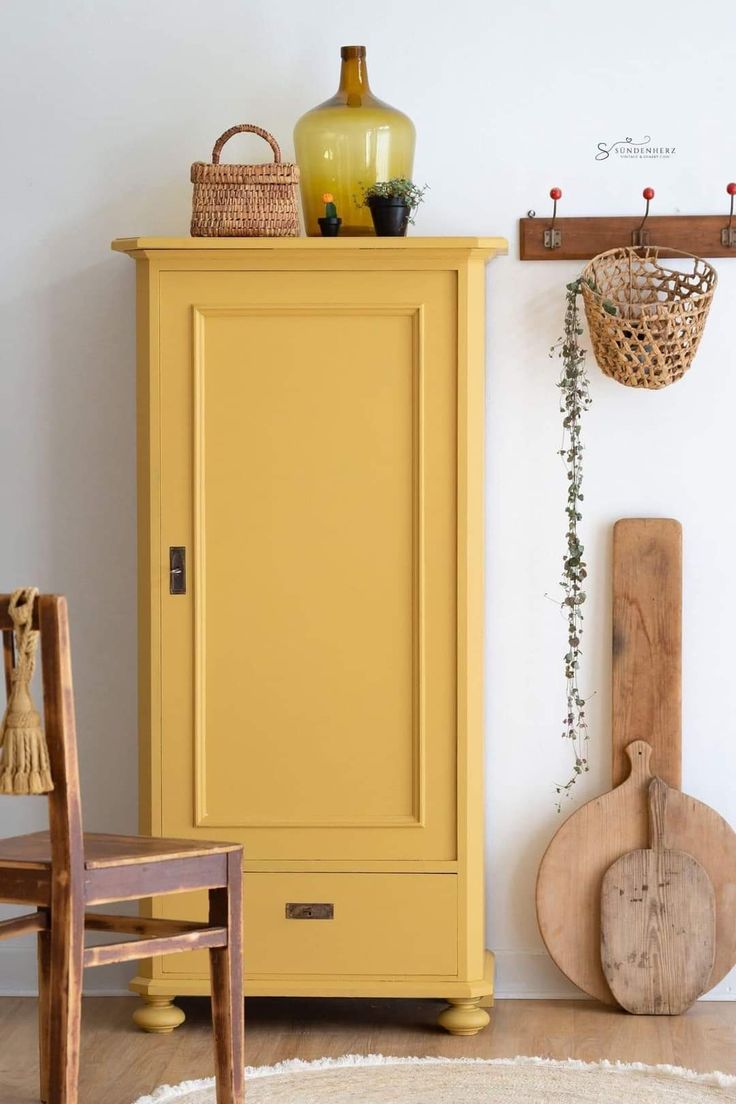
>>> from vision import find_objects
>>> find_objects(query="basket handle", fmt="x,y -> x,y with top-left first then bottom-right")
211,124 -> 282,165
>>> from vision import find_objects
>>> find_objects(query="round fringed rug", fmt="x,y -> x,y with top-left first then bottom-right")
132,1055 -> 736,1103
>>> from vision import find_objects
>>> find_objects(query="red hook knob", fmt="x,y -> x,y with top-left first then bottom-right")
550,187 -> 562,201
727,182 -> 736,197
642,187 -> 655,201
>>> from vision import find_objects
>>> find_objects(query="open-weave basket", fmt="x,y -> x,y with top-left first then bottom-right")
191,124 -> 300,237
580,247 -> 717,389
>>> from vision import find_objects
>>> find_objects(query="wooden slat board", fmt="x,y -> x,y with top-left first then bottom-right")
601,778 -> 715,1014
519,215 -> 735,261
612,519 -> 682,789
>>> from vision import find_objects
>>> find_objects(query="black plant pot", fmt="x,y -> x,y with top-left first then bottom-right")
368,197 -> 410,237
318,216 -> 342,237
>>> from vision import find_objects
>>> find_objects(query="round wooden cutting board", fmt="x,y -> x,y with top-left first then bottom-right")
537,740 -> 736,1004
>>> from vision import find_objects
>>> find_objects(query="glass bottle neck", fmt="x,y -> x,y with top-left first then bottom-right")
337,56 -> 371,103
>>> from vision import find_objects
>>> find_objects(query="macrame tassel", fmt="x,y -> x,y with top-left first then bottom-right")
0,589 -> 54,795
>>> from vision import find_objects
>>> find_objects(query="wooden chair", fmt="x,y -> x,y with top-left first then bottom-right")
0,594 -> 244,1104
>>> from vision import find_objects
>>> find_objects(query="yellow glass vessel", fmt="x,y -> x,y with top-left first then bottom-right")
294,46 -> 415,236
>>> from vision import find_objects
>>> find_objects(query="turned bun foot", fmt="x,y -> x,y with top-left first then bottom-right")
132,996 -> 186,1034
437,997 -> 491,1036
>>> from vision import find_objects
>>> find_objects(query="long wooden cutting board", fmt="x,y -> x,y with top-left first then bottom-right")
612,518 -> 682,789
536,517 -> 736,1004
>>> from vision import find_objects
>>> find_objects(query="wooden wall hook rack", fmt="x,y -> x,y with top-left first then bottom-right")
520,184 -> 736,260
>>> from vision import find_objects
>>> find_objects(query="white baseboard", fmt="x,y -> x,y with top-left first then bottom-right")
0,943 -> 132,996
493,950 -> 736,1000
2,943 -> 734,1001
494,949 -> 584,999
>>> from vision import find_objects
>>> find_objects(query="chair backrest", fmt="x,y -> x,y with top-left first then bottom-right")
0,595 -> 84,887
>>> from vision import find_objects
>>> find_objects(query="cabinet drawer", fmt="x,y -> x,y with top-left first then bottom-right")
160,873 -> 458,979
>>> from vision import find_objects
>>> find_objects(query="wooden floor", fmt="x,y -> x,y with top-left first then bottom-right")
1,996 -> 736,1103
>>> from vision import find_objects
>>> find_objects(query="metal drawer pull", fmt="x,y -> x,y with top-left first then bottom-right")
169,547 -> 186,595
285,903 -> 334,920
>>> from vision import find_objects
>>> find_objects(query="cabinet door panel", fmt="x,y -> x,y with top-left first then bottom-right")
160,270 -> 457,860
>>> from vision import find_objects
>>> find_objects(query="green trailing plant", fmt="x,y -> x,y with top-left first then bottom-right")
356,178 -> 428,222
550,278 -> 593,809
549,279 -> 617,808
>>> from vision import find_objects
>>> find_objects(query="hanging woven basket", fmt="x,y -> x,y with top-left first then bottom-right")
191,124 -> 300,238
580,246 -> 717,389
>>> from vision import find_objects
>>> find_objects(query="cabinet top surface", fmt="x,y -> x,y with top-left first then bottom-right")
111,236 -> 507,258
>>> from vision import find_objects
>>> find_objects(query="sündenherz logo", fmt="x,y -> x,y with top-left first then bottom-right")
596,136 -> 676,161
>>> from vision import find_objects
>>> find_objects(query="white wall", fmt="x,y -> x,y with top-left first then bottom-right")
1,0 -> 735,997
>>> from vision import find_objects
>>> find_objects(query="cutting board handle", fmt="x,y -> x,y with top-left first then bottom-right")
649,777 -> 668,851
624,739 -> 653,781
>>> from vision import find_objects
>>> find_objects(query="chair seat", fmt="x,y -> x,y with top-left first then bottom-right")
0,830 -> 240,870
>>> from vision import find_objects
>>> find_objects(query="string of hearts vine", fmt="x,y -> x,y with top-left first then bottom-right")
550,278 -> 593,809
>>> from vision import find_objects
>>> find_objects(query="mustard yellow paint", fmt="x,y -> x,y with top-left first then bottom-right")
147,874 -> 458,979
114,236 -> 506,1032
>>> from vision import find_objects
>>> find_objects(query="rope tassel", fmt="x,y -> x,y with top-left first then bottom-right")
0,589 -> 53,795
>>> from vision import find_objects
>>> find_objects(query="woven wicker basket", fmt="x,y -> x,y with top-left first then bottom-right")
580,247 -> 717,389
191,124 -> 300,237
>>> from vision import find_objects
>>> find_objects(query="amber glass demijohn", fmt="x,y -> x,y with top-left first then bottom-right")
294,46 -> 416,236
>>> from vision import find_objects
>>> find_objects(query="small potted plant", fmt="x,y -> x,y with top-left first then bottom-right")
318,193 -> 342,236
357,179 -> 428,236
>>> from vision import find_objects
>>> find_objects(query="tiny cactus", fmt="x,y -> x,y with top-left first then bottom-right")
322,192 -> 337,219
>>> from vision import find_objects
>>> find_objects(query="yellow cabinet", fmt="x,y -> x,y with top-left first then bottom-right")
113,236 -> 506,1036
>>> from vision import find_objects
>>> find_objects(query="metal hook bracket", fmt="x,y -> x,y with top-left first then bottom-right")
721,184 -> 736,246
632,188 -> 653,247
544,188 -> 562,249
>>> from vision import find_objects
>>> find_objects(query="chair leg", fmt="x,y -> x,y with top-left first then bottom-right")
37,910 -> 51,1104
208,851 -> 244,1104
47,889 -> 84,1104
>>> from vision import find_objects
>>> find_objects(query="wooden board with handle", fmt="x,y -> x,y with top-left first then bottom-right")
537,518 -> 736,1004
537,740 -> 653,1004
537,739 -> 736,1004
601,777 -> 715,1014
